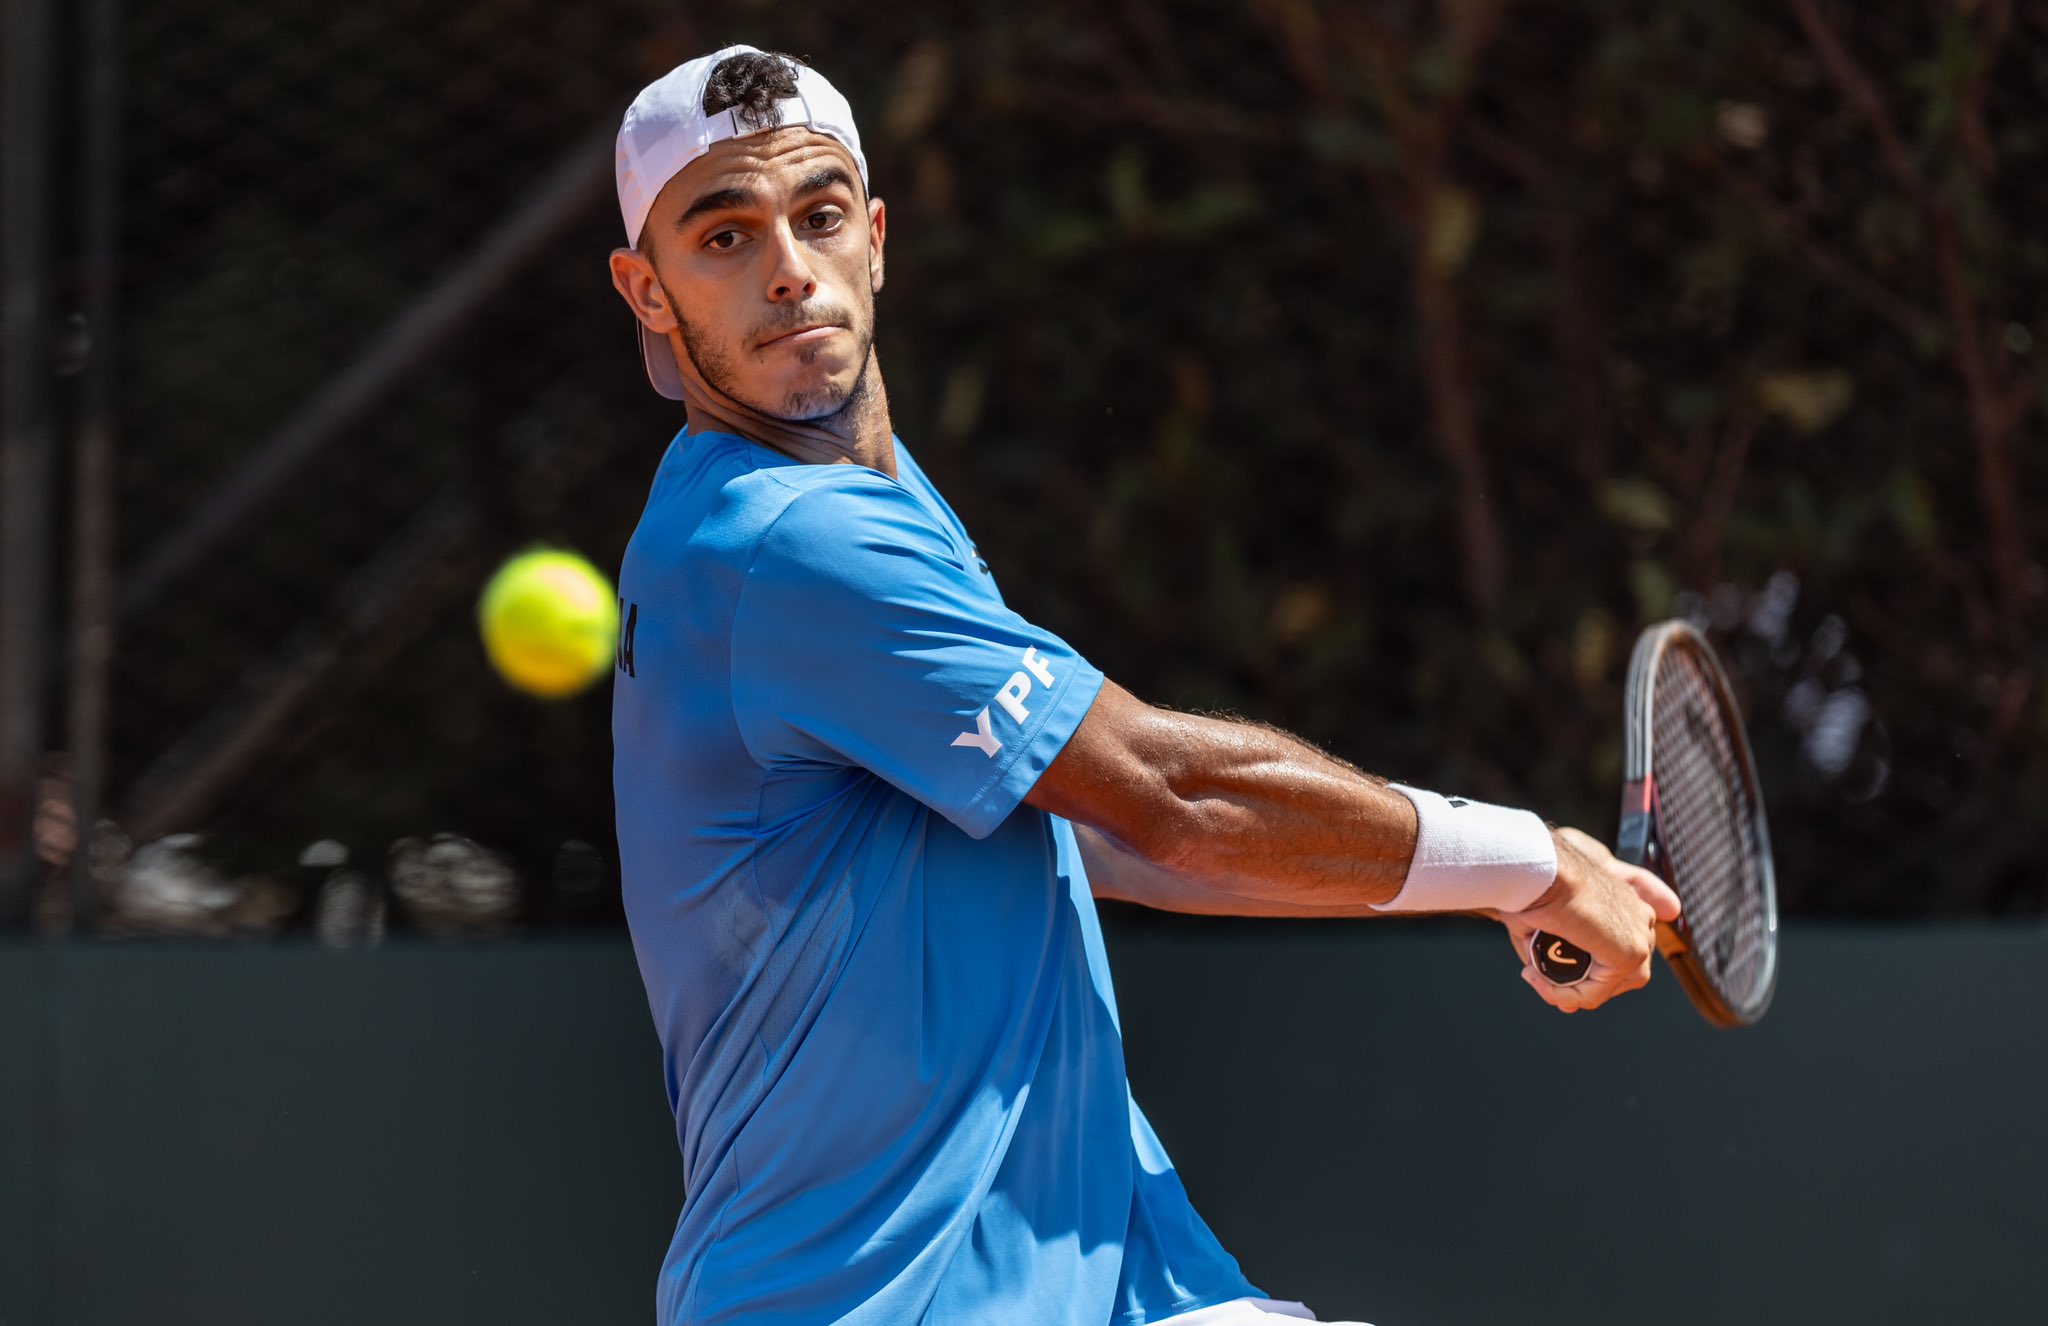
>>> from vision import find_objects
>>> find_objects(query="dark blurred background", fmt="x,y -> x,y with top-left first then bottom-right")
4,1 -> 2044,936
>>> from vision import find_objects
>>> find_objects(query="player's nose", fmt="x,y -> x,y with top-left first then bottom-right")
765,223 -> 818,302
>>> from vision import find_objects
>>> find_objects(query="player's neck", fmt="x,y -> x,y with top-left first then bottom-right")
682,353 -> 897,479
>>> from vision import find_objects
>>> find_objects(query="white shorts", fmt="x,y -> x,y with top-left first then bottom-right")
1150,1297 -> 1375,1325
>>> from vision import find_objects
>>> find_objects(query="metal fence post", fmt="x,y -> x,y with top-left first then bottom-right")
0,0 -> 59,926
65,0 -> 126,930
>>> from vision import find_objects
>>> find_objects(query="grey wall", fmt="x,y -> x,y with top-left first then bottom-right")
1111,920 -> 2048,1326
0,941 -> 684,1326
3,923 -> 2044,1326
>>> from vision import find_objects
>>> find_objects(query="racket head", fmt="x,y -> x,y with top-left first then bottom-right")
1618,620 -> 1779,1027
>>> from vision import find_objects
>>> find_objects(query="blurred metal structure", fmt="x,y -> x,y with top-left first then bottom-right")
0,0 -> 58,924
65,0 -> 127,928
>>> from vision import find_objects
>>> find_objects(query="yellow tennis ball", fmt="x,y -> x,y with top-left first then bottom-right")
476,548 -> 620,698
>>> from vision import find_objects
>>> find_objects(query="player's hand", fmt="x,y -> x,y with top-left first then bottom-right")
1500,826 -> 1681,1013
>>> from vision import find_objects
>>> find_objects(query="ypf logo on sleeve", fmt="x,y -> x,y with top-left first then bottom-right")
950,646 -> 1057,758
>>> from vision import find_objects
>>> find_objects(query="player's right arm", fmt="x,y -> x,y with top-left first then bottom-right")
1024,680 -> 1678,1012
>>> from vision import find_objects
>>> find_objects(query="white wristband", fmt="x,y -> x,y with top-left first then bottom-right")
1377,784 -> 1558,914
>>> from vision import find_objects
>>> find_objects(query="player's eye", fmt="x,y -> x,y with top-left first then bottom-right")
800,209 -> 843,233
704,229 -> 745,251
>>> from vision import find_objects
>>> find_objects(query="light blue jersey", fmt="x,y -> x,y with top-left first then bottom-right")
612,428 -> 1260,1325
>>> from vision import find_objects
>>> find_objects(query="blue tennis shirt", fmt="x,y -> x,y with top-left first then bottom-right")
612,427 -> 1261,1325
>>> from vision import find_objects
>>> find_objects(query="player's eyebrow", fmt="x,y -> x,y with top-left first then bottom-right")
673,165 -> 857,234
794,165 -> 856,198
674,187 -> 758,231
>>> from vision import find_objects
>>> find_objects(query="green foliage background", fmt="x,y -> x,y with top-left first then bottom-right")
108,0 -> 2048,919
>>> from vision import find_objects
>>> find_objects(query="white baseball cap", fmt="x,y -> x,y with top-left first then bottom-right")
615,45 -> 870,400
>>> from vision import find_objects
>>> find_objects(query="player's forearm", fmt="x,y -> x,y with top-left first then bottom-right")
1073,822 -> 1391,916
1108,706 -> 1418,910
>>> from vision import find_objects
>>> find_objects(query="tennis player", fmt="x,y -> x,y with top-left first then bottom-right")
607,45 -> 1680,1326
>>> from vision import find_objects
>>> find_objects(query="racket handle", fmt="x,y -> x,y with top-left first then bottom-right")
1531,931 -> 1594,985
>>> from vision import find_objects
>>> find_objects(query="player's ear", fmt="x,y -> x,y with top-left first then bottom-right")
866,196 -> 886,294
609,247 -> 679,334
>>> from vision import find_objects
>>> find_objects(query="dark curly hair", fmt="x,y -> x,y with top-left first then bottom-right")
702,49 -> 806,131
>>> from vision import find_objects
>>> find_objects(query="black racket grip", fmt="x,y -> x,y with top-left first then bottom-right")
1531,931 -> 1594,985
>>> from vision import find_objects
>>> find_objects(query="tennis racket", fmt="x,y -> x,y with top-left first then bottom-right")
1530,619 -> 1779,1027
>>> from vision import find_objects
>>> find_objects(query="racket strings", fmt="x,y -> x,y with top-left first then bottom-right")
1653,648 -> 1771,1010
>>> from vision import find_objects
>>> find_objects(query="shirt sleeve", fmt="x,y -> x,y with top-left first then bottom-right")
729,475 -> 1104,840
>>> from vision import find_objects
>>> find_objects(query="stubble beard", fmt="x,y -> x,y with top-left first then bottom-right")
668,278 -> 877,427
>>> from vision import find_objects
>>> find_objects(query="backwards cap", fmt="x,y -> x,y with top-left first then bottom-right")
615,45 -> 870,400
